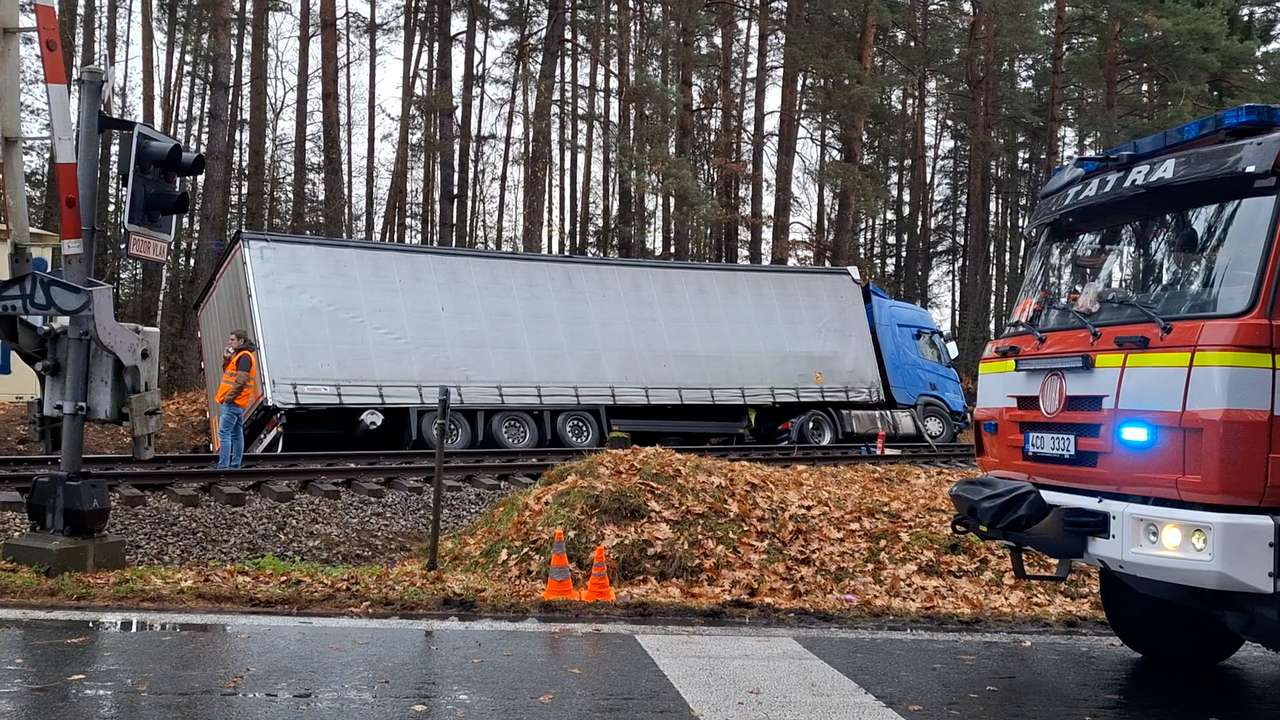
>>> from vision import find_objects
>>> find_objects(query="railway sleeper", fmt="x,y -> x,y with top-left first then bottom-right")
210,484 -> 248,507
347,480 -> 387,498
115,485 -> 148,507
388,478 -> 425,494
259,482 -> 295,503
305,481 -> 342,500
465,476 -> 502,492
0,490 -> 23,513
164,486 -> 201,507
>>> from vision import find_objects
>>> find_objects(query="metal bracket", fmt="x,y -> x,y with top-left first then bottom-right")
0,271 -> 94,316
1007,546 -> 1073,582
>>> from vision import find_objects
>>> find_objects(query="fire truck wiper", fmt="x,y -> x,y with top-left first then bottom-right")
1048,301 -> 1102,342
1098,296 -> 1174,336
1007,319 -> 1046,344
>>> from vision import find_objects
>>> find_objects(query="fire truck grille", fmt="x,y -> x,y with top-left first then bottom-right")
1015,396 -> 1105,412
1019,421 -> 1102,438
1021,449 -> 1100,468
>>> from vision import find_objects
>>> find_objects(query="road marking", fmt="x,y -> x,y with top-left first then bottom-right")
0,607 -> 1120,646
637,634 -> 905,720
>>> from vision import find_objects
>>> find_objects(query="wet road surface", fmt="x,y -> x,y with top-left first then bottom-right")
0,609 -> 1277,719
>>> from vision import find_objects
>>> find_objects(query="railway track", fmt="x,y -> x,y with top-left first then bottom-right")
0,443 -> 973,491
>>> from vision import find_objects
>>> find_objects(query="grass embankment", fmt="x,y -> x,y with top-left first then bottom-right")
0,448 -> 1100,622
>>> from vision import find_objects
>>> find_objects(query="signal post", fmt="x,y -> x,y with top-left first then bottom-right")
0,0 -> 203,573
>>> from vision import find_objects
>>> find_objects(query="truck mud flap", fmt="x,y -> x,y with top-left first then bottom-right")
949,475 -> 1109,582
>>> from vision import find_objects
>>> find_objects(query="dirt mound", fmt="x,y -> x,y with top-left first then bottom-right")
0,390 -> 211,456
447,448 -> 1098,618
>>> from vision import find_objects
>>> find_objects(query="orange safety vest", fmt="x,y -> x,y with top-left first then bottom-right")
215,349 -> 258,408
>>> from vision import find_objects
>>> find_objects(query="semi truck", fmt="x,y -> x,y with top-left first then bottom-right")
196,232 -> 967,452
950,104 -> 1280,664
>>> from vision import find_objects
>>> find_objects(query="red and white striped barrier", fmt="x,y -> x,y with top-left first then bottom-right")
32,0 -> 81,257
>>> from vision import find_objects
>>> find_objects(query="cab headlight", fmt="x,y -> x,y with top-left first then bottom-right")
1144,523 -> 1159,545
1190,528 -> 1208,553
1160,524 -> 1182,551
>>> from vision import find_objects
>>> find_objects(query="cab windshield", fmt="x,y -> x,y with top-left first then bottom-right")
1007,191 -> 1278,333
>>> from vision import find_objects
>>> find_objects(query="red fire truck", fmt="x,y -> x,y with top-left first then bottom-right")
950,104 -> 1280,665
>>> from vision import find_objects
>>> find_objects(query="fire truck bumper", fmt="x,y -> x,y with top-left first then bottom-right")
950,476 -> 1280,594
1040,488 -> 1279,594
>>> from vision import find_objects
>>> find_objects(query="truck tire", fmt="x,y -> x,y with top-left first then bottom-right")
490,411 -> 540,450
920,404 -> 957,443
555,411 -> 601,449
795,411 -> 836,445
420,411 -> 473,450
1100,570 -> 1244,666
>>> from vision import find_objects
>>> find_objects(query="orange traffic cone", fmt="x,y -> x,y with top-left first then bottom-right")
580,545 -> 617,602
542,529 -> 578,601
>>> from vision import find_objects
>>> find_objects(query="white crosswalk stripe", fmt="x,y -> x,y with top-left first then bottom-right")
638,633 -> 905,720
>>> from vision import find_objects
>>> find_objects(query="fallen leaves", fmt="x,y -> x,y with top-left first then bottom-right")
65,674 -> 86,682
537,693 -> 555,704
0,448 -> 1101,622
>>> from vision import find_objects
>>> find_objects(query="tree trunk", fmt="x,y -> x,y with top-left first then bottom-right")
716,1 -> 736,263
520,0 -> 567,253
769,0 -> 805,265
193,0 -> 233,308
615,0 -> 633,257
379,1 -> 425,243
567,0 -> 579,254
318,0 -> 344,236
1044,0 -> 1067,179
161,0 -> 179,129
290,0 -> 311,233
455,0 -> 478,247
957,0 -> 996,375
435,0 -> 455,247
141,0 -> 155,125
1102,5 -> 1120,145
748,0 -> 768,264
495,10 -> 528,251
469,0 -> 493,246
577,7 -> 599,256
831,7 -> 876,269
365,0 -> 377,240
244,0 -> 269,229
225,0 -> 248,223
671,2 -> 694,261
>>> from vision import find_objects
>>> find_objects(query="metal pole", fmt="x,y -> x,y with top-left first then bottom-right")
56,67 -> 104,482
426,385 -> 450,570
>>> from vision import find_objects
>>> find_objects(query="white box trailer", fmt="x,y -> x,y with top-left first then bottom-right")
196,232 -> 944,451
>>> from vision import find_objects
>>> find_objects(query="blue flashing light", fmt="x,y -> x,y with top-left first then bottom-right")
1048,104 -> 1280,182
1117,421 -> 1155,448
1101,104 -> 1280,162
981,420 -> 998,435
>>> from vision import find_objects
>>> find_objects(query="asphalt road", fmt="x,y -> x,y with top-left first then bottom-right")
0,609 -> 1276,719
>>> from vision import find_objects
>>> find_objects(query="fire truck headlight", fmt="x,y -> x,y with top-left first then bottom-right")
1144,523 -> 1159,545
1190,528 -> 1208,553
1160,524 -> 1183,551
1118,421 -> 1155,448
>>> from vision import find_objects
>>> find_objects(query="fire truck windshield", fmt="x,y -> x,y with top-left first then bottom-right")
1006,191 -> 1278,335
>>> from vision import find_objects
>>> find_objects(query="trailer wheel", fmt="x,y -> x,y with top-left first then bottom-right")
420,411 -> 473,450
795,411 -> 836,445
555,411 -> 601,449
920,404 -> 957,443
1100,570 -> 1244,666
490,411 -> 540,450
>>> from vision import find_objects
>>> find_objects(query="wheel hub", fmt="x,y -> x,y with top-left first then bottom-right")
566,417 -> 591,445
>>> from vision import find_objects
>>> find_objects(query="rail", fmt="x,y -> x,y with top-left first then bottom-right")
0,443 -> 975,489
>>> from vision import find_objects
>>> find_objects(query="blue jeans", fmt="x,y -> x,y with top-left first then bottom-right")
217,403 -> 246,469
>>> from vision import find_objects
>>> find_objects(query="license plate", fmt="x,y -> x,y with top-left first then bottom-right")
1024,431 -> 1076,458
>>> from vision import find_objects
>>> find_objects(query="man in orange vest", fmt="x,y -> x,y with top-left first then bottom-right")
215,329 -> 258,469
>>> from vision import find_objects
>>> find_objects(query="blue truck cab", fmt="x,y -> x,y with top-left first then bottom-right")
865,284 -> 969,442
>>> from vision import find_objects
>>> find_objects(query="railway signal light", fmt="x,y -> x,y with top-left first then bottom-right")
120,124 -> 205,243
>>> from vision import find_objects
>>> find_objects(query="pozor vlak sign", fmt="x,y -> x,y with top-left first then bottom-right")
121,124 -> 204,261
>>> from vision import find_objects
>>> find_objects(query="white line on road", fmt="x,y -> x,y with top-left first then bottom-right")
0,606 -> 1117,646
638,634 -> 905,720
